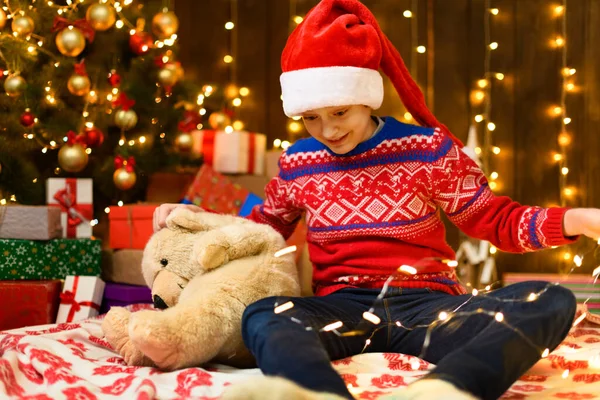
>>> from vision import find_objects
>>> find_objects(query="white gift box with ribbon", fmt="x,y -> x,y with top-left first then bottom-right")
46,178 -> 93,238
56,275 -> 105,323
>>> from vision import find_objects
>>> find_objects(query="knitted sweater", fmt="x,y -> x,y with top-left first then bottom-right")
249,117 -> 575,296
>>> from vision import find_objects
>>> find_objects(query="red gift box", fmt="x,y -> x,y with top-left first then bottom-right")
0,280 -> 62,331
108,204 -> 157,250
184,165 -> 251,215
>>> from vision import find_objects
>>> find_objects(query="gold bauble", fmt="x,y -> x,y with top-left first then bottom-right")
208,111 -> 231,130
157,65 -> 179,87
67,74 -> 91,96
0,9 -> 7,30
225,84 -> 239,99
4,75 -> 27,97
175,132 -> 194,152
113,167 -> 137,191
152,11 -> 179,39
58,144 -> 88,173
114,109 -> 138,131
56,27 -> 86,57
11,15 -> 34,37
86,3 -> 116,31
173,63 -> 184,80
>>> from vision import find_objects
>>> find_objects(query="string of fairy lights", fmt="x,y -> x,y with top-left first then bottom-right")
400,0 -> 426,124
552,1 -> 575,208
471,1 -> 502,189
269,245 -> 600,396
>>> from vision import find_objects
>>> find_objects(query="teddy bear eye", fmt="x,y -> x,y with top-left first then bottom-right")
160,259 -> 168,267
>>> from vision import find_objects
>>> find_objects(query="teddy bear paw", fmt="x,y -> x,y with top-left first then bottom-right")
128,310 -> 181,370
102,307 -> 131,350
221,376 -> 349,400
380,379 -> 478,400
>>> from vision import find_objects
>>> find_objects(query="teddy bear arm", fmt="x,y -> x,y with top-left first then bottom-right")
196,224 -> 286,270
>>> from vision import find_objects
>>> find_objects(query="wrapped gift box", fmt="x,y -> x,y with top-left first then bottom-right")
227,175 -> 269,200
0,280 -> 62,331
0,238 -> 101,280
146,172 -> 196,203
46,178 -> 93,238
0,205 -> 62,240
503,273 -> 600,315
102,249 -> 146,286
191,129 -> 217,166
213,130 -> 266,175
100,282 -> 152,314
56,275 -> 105,323
183,165 -> 263,216
265,149 -> 284,179
108,204 -> 157,250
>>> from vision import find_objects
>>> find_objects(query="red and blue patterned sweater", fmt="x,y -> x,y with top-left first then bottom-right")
249,117 -> 574,296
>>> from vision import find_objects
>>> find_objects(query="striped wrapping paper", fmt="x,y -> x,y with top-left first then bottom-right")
503,273 -> 599,314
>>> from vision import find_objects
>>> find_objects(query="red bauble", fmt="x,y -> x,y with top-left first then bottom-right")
108,70 -> 121,87
129,32 -> 153,55
20,110 -> 35,127
83,125 -> 104,148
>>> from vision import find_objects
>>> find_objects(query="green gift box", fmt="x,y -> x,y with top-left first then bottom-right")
0,238 -> 101,280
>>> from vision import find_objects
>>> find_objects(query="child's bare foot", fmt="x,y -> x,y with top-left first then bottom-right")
221,375 -> 350,400
381,379 -> 478,400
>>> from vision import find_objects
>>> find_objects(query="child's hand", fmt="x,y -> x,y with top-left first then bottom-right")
153,203 -> 203,232
563,208 -> 600,239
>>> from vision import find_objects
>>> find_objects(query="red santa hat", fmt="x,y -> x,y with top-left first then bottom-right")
280,0 -> 463,147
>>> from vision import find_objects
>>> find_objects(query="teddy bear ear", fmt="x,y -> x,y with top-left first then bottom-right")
165,208 -> 212,232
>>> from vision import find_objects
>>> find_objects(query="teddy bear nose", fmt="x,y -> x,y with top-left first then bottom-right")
153,295 -> 169,310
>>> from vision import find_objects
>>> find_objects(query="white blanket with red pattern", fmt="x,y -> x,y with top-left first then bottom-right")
1,304 -> 599,400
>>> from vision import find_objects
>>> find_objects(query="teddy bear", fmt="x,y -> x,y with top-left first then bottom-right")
101,207 -> 301,370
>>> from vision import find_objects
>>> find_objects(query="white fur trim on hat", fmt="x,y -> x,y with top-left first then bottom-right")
280,66 -> 384,117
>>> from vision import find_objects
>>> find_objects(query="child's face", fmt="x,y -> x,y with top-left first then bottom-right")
300,105 -> 376,155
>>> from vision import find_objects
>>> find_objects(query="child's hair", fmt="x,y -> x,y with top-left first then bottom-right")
279,0 -> 464,148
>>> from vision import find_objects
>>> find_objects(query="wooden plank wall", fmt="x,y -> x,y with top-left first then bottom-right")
176,0 -> 599,276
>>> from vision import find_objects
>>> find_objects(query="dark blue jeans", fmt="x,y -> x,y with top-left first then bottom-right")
241,281 -> 576,400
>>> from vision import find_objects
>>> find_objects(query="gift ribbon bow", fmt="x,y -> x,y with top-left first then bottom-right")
178,110 -> 201,133
112,93 -> 135,111
114,155 -> 136,172
59,276 -> 100,322
52,178 -> 93,237
52,17 -> 95,43
74,60 -> 87,76
66,130 -> 87,147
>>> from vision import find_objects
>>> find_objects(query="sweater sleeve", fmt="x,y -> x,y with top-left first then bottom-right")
246,154 -> 303,240
428,130 -> 577,253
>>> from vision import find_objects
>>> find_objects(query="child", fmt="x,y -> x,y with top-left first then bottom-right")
154,0 -> 600,398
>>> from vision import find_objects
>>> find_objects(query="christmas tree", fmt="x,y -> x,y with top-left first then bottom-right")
0,0 -> 238,215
